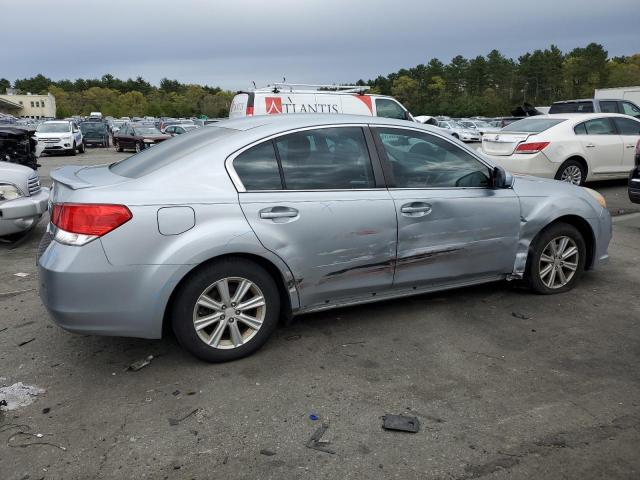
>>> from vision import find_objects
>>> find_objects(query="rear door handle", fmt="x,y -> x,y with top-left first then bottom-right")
259,206 -> 299,219
585,143 -> 596,148
626,144 -> 636,149
401,202 -> 432,217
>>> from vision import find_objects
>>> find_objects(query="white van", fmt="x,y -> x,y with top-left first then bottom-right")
229,84 -> 413,121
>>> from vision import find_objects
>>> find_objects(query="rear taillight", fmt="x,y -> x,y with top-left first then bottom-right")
246,106 -> 254,116
51,203 -> 132,246
515,141 -> 550,154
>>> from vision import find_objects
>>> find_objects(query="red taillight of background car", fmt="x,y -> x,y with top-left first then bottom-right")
52,203 -> 132,236
246,105 -> 254,116
515,141 -> 550,154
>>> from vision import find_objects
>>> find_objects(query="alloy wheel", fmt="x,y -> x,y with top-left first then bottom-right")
560,165 -> 582,185
538,236 -> 579,289
192,277 -> 266,349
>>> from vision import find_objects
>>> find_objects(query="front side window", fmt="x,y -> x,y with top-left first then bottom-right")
376,128 -> 490,188
375,99 -> 406,120
274,127 -> 375,190
613,117 -> 640,135
622,102 -> 640,118
233,141 -> 282,191
580,118 -> 616,135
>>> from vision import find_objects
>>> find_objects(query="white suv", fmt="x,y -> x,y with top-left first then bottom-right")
229,84 -> 413,121
35,120 -> 84,156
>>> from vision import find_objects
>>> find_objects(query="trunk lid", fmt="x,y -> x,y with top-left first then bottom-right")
50,165 -> 130,204
482,132 -> 531,156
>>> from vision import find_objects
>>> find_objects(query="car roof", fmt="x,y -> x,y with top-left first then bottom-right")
525,113 -> 635,120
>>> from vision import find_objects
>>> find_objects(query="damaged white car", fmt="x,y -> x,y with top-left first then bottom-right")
0,162 -> 49,238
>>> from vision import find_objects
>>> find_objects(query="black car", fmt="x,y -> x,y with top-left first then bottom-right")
629,139 -> 640,204
0,126 -> 39,169
80,122 -> 110,148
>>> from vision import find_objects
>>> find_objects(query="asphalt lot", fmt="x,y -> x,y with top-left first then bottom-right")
1,146 -> 639,479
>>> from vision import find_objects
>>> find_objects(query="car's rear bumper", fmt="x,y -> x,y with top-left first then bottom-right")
483,151 -> 556,179
0,188 -> 49,236
38,236 -> 190,339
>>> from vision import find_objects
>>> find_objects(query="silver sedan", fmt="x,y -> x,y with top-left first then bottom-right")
38,114 -> 611,362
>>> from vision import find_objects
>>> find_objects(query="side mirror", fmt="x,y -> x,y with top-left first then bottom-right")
490,166 -> 508,189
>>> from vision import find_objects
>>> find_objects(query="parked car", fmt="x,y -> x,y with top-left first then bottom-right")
164,124 -> 200,136
229,83 -> 413,120
35,120 -> 84,156
628,139 -> 640,204
437,120 -> 481,142
159,119 -> 195,132
458,119 -> 501,135
0,126 -> 43,169
482,113 -> 640,185
0,161 -> 49,238
110,120 -> 126,135
39,114 -> 611,362
113,124 -> 170,152
549,98 -> 640,119
80,122 -> 110,148
490,117 -> 524,128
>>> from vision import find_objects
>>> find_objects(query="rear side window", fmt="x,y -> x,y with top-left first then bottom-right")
573,123 -> 587,135
233,141 -> 282,190
613,117 -> 640,135
274,127 -> 375,190
502,118 -> 566,133
375,99 -> 406,120
600,101 -> 619,113
580,118 -> 616,135
549,102 -> 594,114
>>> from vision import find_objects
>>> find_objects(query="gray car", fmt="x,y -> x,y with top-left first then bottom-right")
38,115 -> 612,362
0,161 -> 49,237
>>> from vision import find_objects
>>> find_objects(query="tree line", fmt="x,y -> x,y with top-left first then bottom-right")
1,43 -> 639,119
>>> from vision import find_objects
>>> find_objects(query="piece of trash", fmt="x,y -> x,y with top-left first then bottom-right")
305,422 -> 335,454
168,408 -> 199,426
7,431 -> 67,451
285,335 -> 301,341
382,414 -> 420,433
172,390 -> 181,396
128,355 -> 153,372
0,288 -> 35,298
341,341 -> 366,347
42,407 -> 50,414
0,399 -> 7,408
13,272 -> 30,278
309,414 -> 319,421
260,449 -> 276,456
511,312 -> 531,320
18,338 -> 35,347
0,383 -> 45,411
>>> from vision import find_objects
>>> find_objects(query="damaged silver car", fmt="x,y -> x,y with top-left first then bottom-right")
38,115 -> 611,362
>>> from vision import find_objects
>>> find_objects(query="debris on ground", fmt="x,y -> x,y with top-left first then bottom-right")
512,312 -> 531,320
13,272 -> 30,278
0,288 -> 34,298
128,355 -> 153,372
309,414 -> 319,421
168,408 -> 199,426
260,449 -> 276,456
17,338 -> 35,347
382,414 -> 420,433
7,430 -> 67,451
305,422 -> 335,454
285,334 -> 301,341
0,383 -> 45,411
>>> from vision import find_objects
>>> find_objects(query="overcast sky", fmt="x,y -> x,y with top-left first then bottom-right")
2,0 -> 638,90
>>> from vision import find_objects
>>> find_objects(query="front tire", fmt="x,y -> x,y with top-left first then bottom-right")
135,142 -> 142,153
78,142 -> 85,153
525,222 -> 586,294
555,159 -> 586,186
69,142 -> 77,156
115,141 -> 123,152
171,258 -> 281,362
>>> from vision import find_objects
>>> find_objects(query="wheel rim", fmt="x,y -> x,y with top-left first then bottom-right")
538,236 -> 579,289
192,277 -> 266,350
560,165 -> 582,185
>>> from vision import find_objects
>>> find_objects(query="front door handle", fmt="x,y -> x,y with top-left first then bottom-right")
401,202 -> 432,217
626,144 -> 636,149
259,206 -> 299,219
585,143 -> 596,148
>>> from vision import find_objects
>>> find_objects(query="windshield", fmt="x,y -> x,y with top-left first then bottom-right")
80,123 -> 106,133
132,127 -> 162,135
110,126 -> 238,178
37,123 -> 70,133
502,118 -> 566,133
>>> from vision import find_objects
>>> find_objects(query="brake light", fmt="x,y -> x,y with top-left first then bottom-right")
246,106 -> 254,116
52,203 -> 132,246
515,141 -> 550,153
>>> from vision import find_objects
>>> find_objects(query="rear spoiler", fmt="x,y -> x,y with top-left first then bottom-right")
50,166 -> 93,190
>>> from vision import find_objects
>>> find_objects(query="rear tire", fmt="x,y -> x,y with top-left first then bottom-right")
171,258 -> 281,362
135,142 -> 142,153
525,222 -> 586,294
555,159 -> 586,186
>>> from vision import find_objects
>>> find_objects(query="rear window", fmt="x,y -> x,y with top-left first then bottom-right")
110,126 -> 237,178
502,118 -> 566,133
549,101 -> 594,114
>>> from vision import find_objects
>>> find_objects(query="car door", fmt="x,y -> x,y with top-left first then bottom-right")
117,125 -> 130,148
612,116 -> 640,169
372,126 -> 521,287
232,125 -> 397,310
574,118 -> 624,175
